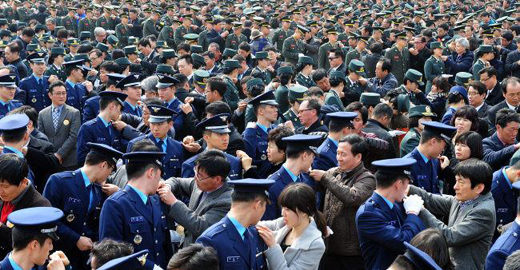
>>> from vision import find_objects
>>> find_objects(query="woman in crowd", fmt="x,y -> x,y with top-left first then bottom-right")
426,76 -> 450,117
256,183 -> 327,270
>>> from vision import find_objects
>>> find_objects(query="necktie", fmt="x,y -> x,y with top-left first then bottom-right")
157,140 -> 165,152
52,107 -> 60,130
87,185 -> 94,212
38,78 -> 43,87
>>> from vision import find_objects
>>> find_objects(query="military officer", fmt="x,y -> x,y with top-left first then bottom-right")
115,14 -> 131,48
78,7 -> 96,40
19,52 -> 53,113
76,91 -> 140,165
282,24 -> 307,66
271,16 -> 294,54
344,60 -> 367,105
0,74 -> 23,119
96,7 -> 116,31
395,69 -> 427,106
384,31 -> 410,85
490,164 -> 520,241
318,28 -> 341,71
60,8 -> 78,34
99,149 -> 173,269
399,105 -> 436,157
274,66 -> 294,115
63,59 -> 91,111
346,35 -> 369,66
283,85 -> 307,130
143,9 -> 161,38
158,19 -> 179,50
424,41 -> 446,94
313,112 -> 357,171
181,114 -> 242,180
326,71 -> 346,111
221,60 -> 241,111
250,51 -> 274,84
82,73 -> 124,123
403,121 -> 456,194
116,74 -> 143,117
243,90 -> 279,179
45,47 -> 67,82
43,143 -> 123,270
225,22 -> 248,51
155,74 -> 189,141
174,14 -> 193,46
295,55 -> 316,88
473,45 -> 494,80
127,105 -> 185,179
0,114 -> 35,185
356,158 -> 426,270
263,134 -> 321,220
196,179 -> 272,270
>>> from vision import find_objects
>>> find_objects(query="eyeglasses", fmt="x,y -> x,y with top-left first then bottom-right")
328,56 -> 338,60
194,168 -> 213,182
52,91 -> 67,96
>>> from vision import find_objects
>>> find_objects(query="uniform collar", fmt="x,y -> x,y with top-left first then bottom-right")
256,122 -> 268,133
4,146 -> 23,158
228,215 -> 247,240
8,253 -> 23,270
98,116 -> 111,128
66,79 -> 76,88
328,136 -> 339,147
502,167 -> 513,189
417,149 -> 429,163
282,164 -> 299,182
374,191 -> 394,209
128,184 -> 148,204
81,169 -> 92,188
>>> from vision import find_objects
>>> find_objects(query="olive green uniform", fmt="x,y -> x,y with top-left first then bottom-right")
282,36 -> 303,66
424,55 -> 445,93
295,73 -> 315,88
318,42 -> 340,70
222,76 -> 239,111
45,65 -> 66,82
174,25 -> 189,47
78,18 -> 96,39
283,109 -> 303,129
60,15 -> 78,34
400,128 -> 421,157
271,28 -> 293,53
142,18 -> 159,38
324,89 -> 345,110
384,46 -> 410,85
225,33 -> 248,51
158,26 -> 176,49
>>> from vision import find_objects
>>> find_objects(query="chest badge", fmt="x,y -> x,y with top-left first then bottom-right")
134,234 -> 143,245
66,213 -> 75,222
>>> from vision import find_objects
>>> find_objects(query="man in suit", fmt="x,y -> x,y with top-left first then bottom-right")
468,81 -> 490,118
480,67 -> 505,106
486,195 -> 520,270
356,158 -> 425,270
159,150 -> 233,247
0,154 -> 51,259
43,143 -> 122,270
99,145 -> 173,269
196,179 -> 272,270
38,81 -> 81,170
409,159 -> 496,270
483,109 -> 520,171
404,121 -> 456,194
363,103 -> 398,158
487,77 -> 520,134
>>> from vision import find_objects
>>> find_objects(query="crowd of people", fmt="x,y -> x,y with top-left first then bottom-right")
2,0 -> 520,269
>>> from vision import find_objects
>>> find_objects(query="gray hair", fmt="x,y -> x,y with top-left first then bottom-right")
455,38 -> 469,50
504,250 -> 520,270
141,75 -> 159,93
94,27 -> 106,37
45,18 -> 55,25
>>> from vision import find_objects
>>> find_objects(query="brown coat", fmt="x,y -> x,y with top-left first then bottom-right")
321,163 -> 376,256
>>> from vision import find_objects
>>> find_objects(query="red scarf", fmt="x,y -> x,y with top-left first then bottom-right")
0,202 -> 15,223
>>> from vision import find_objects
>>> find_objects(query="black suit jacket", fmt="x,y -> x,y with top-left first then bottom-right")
486,83 -> 504,106
0,184 -> 51,258
363,119 -> 397,158
477,102 -> 490,118
487,101 -> 510,134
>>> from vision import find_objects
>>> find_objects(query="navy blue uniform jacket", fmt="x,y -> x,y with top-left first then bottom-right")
404,148 -> 441,194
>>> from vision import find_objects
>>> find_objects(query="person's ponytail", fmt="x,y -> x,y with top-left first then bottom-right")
313,210 -> 328,237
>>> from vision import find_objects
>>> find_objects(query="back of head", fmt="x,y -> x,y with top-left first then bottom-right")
126,140 -> 162,180
90,239 -> 134,269
167,244 -> 219,270
409,228 -> 452,269
372,103 -> 393,120
504,250 -> 520,270
0,153 -> 28,186
388,255 -> 417,270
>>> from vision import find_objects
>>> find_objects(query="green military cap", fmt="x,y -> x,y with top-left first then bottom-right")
0,19 -> 7,25
360,93 -> 381,107
298,55 -> 314,65
395,31 -> 407,39
156,64 -> 175,75
55,26 -> 65,32
358,35 -> 369,43
430,41 -> 444,49
296,24 -> 309,33
191,53 -> 205,66
479,44 -> 493,53
232,21 -> 243,27
288,85 -> 308,102
243,8 -> 255,15
396,94 -> 410,113
191,45 -> 203,54
67,38 -> 80,46
246,78 -> 264,89
348,60 -> 366,76
0,30 -> 11,38
404,69 -> 424,86
163,49 -> 177,59
26,44 -> 40,52
409,105 -> 437,118
253,16 -> 264,22
115,57 -> 131,66
124,45 -> 139,55
223,48 -> 237,58
414,11 -> 425,16
224,60 -> 241,69
326,27 -> 338,35
184,33 -> 199,41
107,35 -> 119,46
452,25 -> 465,33
79,31 -> 91,39
181,14 -> 193,20
50,47 -> 66,55
330,71 -> 346,81
156,41 -> 169,48
482,29 -> 494,38
0,40 -> 8,48
254,51 -> 270,60
35,24 -> 47,32
277,66 -> 294,75
489,23 -> 502,30
281,15 -> 291,22
190,5 -> 201,11
128,36 -> 139,45
96,43 -> 109,52
74,54 -> 90,62
193,69 -> 210,87
307,20 -> 319,27
455,72 -> 472,87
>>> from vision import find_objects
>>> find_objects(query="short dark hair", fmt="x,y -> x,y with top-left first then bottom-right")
178,54 -> 193,66
454,158 -> 492,195
267,126 -> 294,152
85,151 -> 116,168
450,105 -> 479,132
177,42 -> 190,53
432,76 -> 450,93
378,58 -> 392,73
238,42 -> 250,52
307,86 -> 324,98
22,27 -> 35,37
7,42 -> 20,55
8,105 -> 38,129
48,81 -> 66,94
195,149 -> 230,180
138,38 -> 151,48
99,97 -> 121,111
375,170 -> 410,189
311,69 -> 328,83
468,81 -> 486,95
207,77 -> 227,97
330,48 -> 345,61
0,154 -> 28,186
99,61 -> 119,73
12,228 -> 48,251
454,131 -> 483,160
372,103 -> 393,120
496,108 -> 520,127
205,101 -> 231,116
479,67 -> 497,81
410,229 -> 453,269
90,239 -> 134,268
338,134 -> 368,158
346,102 -> 369,124
304,98 -> 321,116
126,140 -> 162,180
419,129 -> 443,145
167,244 -> 219,270
369,42 -> 383,54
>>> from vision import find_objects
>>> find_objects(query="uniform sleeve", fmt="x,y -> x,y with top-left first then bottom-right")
483,142 -> 516,170
81,102 -> 95,124
76,124 -> 94,166
485,249 -> 509,270
99,197 -> 125,241
424,59 -> 435,81
242,127 -> 258,159
409,185 -> 455,216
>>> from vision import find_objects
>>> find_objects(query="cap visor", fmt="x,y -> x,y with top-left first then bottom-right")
149,117 -> 169,123
208,127 -> 231,134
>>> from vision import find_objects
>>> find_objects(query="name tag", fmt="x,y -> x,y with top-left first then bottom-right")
130,216 -> 144,223
498,208 -> 509,213
227,256 -> 240,263
68,197 -> 81,204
